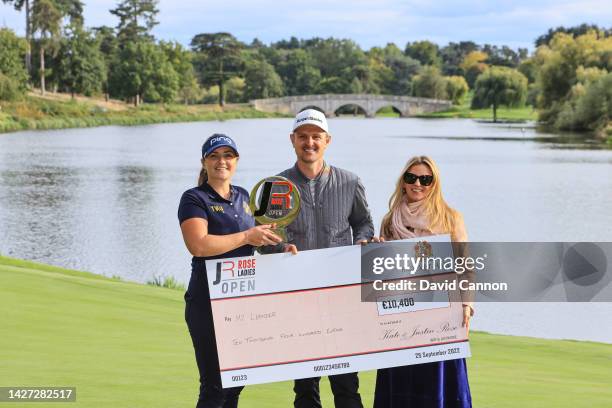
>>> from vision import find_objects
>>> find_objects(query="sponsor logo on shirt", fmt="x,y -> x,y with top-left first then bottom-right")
210,205 -> 224,213
243,201 -> 252,215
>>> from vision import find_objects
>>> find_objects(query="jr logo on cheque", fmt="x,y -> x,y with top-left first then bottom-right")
213,258 -> 257,294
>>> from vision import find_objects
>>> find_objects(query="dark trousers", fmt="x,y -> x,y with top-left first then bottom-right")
185,298 -> 243,408
294,373 -> 363,408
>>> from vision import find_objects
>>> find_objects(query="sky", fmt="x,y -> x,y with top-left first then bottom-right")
1,0 -> 610,51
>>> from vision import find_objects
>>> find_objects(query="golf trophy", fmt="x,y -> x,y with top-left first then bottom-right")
249,176 -> 301,242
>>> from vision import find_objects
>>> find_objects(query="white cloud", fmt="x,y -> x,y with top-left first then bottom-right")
1,0 -> 610,50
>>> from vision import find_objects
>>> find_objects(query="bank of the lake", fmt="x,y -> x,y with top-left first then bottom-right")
415,91 -> 538,122
0,94 -> 285,134
2,255 -> 611,408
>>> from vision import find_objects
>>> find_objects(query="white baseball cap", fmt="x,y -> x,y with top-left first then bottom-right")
292,109 -> 329,133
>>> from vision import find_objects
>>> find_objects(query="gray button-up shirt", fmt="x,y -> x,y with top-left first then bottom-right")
276,163 -> 375,251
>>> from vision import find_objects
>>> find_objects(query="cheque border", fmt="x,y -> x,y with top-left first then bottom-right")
221,339 -> 468,372
220,340 -> 471,387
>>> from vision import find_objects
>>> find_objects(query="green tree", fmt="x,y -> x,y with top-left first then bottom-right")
554,72 -> 611,132
440,41 -> 478,76
276,49 -> 321,95
0,28 -> 28,99
534,31 -> 611,124
518,58 -> 537,83
472,66 -> 528,122
314,77 -> 351,94
161,41 -> 201,104
412,66 -> 447,99
57,24 -> 106,97
349,77 -> 363,93
31,0 -> 61,95
92,25 -> 118,99
55,0 -> 84,26
109,41 -> 178,104
350,62 -> 382,94
535,24 -> 611,47
375,43 -> 420,95
201,85 -> 219,104
2,0 -> 33,75
405,40 -> 441,67
224,76 -> 245,103
306,38 -> 367,79
244,58 -> 283,100
191,32 -> 243,106
460,50 -> 488,87
445,75 -> 469,104
110,0 -> 159,44
482,44 -> 523,68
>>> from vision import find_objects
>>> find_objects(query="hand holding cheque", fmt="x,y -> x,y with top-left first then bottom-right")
206,235 -> 471,387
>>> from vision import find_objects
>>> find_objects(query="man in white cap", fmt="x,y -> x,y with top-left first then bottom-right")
279,108 -> 375,408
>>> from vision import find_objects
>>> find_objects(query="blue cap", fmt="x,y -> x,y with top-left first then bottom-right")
202,134 -> 239,158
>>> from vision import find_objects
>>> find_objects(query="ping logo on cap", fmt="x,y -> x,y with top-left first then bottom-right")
210,135 -> 233,145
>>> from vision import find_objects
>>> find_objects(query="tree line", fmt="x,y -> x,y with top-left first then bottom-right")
0,0 -> 610,132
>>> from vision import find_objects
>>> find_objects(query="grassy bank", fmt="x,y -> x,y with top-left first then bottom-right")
1,255 -> 612,407
417,105 -> 537,121
412,92 -> 538,122
0,93 -> 285,134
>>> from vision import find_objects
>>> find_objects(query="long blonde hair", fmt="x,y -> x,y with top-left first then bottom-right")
380,156 -> 457,238
197,166 -> 207,186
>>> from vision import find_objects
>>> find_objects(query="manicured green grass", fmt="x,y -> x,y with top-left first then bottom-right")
415,91 -> 538,122
0,96 -> 285,134
375,102 -> 536,121
420,105 -> 538,121
1,255 -> 611,407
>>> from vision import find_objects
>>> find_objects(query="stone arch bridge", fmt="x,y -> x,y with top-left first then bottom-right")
251,94 -> 452,117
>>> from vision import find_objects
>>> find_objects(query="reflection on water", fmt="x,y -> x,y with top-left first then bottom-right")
1,119 -> 611,342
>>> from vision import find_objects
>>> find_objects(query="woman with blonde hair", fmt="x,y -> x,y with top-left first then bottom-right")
374,155 -> 473,408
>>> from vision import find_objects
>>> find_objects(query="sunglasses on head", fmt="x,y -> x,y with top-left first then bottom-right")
403,172 -> 433,186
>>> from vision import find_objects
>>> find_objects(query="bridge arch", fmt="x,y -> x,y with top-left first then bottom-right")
375,105 -> 402,117
334,103 -> 368,117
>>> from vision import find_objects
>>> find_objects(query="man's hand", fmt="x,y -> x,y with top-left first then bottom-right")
357,237 -> 381,245
283,244 -> 298,255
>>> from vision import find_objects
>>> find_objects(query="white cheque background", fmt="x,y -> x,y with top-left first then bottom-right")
205,236 -> 470,387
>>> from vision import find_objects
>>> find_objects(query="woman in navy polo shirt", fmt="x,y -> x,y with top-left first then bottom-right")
178,134 -> 282,408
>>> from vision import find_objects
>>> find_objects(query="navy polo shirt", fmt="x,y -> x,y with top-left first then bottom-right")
178,183 -> 255,262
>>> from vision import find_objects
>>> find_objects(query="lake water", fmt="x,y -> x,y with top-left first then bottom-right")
1,118 -> 611,343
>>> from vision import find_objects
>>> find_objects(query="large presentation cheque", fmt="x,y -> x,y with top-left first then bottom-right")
206,236 -> 470,387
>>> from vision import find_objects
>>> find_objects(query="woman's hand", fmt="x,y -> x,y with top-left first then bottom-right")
462,304 -> 473,333
244,224 -> 283,246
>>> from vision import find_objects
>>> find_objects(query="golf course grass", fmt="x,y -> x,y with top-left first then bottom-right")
1,255 -> 611,407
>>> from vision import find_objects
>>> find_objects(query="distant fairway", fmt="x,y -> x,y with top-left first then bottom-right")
1,256 -> 611,407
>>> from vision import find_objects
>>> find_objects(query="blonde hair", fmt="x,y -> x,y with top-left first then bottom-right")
380,156 -> 458,238
197,166 -> 207,186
